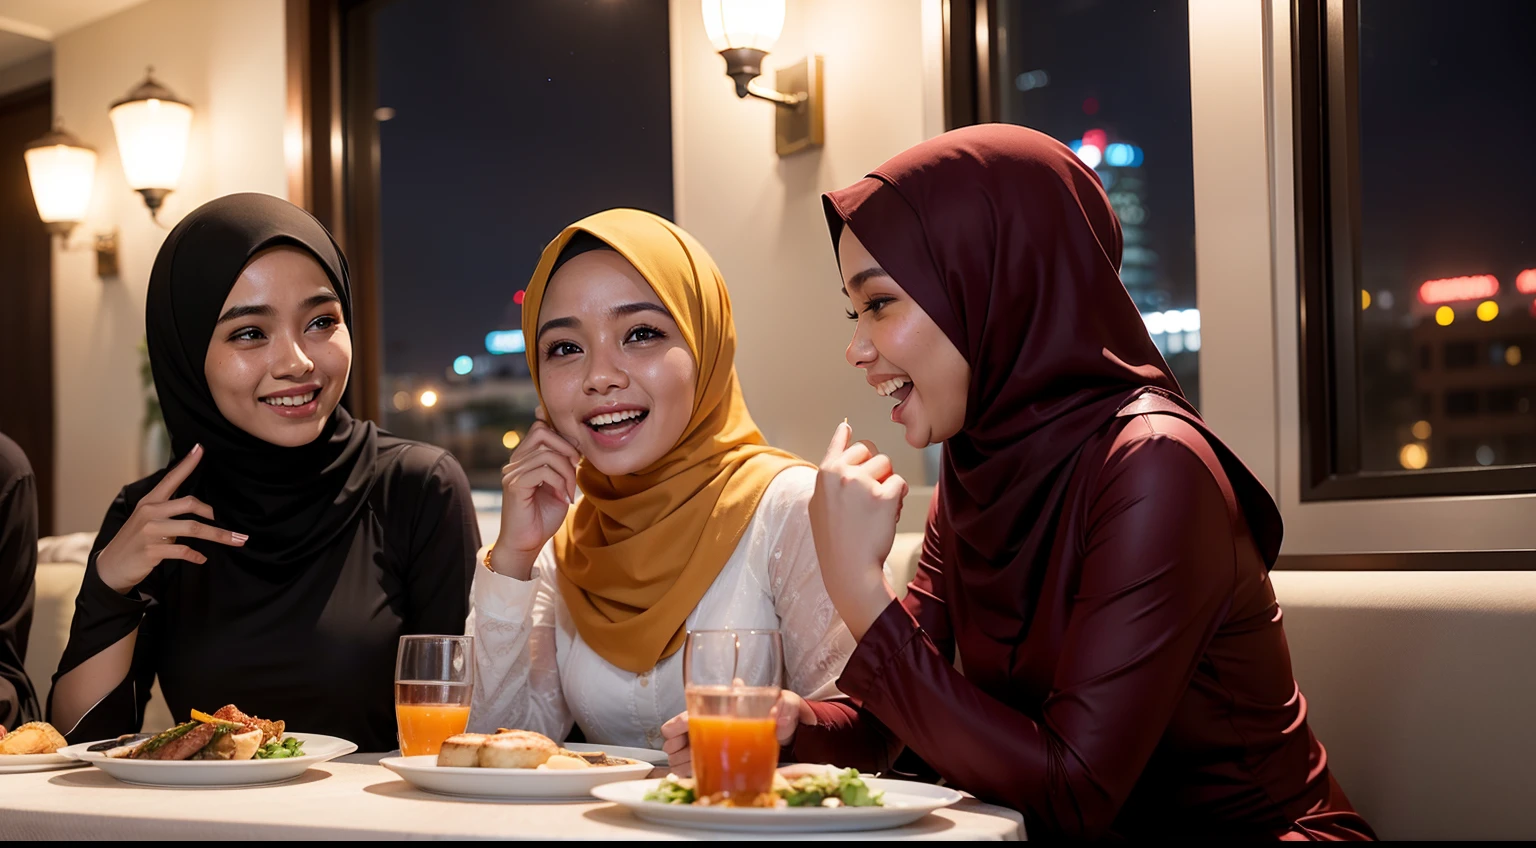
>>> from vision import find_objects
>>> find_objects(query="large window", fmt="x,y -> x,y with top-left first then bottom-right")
340,0 -> 674,489
1296,0 -> 1536,499
947,0 -> 1200,407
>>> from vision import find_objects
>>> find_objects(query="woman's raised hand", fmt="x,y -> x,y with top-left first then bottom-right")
808,421 -> 905,640
95,444 -> 248,594
491,407 -> 582,580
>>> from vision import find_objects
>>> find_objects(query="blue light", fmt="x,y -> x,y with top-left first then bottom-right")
1104,143 -> 1134,167
1130,145 -> 1145,167
1068,138 -> 1083,152
485,329 -> 526,355
452,355 -> 474,375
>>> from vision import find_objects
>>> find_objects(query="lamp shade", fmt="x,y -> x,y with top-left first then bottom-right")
109,69 -> 192,193
24,121 -> 97,233
702,0 -> 785,52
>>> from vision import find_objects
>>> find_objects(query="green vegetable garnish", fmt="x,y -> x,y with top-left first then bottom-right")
779,768 -> 884,807
254,737 -> 305,759
643,776 -> 697,805
643,768 -> 883,808
133,721 -> 200,758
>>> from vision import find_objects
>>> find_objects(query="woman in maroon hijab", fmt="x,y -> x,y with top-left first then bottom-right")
805,124 -> 1374,841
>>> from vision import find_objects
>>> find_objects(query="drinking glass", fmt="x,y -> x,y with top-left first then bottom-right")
395,634 -> 474,757
683,629 -> 784,804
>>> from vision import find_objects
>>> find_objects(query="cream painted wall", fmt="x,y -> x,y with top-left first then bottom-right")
50,0 -> 286,532
669,0 -> 938,489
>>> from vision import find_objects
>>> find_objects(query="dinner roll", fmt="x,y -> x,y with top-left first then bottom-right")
478,730 -> 559,769
436,733 -> 488,767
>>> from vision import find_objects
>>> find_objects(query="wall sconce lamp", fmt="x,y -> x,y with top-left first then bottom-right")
23,117 -> 119,278
702,0 -> 824,156
109,67 -> 193,223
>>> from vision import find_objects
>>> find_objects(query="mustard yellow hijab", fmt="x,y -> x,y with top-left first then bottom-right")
521,209 -> 811,674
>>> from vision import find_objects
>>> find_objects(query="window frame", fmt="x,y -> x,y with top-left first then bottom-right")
286,0 -> 384,421
946,0 -> 1536,561
1293,0 -> 1536,500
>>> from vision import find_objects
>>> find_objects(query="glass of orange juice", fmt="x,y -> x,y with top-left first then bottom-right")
395,634 -> 474,757
683,629 -> 783,805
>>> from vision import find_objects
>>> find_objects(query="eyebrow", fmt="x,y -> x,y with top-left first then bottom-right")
215,292 -> 341,325
537,301 -> 672,341
841,267 -> 891,297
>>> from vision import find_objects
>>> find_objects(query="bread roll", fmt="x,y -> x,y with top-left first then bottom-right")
0,722 -> 67,755
436,733 -> 488,767
478,730 -> 559,769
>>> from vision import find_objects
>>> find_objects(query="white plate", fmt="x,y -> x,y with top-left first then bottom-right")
591,777 -> 964,833
0,752 -> 86,774
380,753 -> 655,800
59,732 -> 357,787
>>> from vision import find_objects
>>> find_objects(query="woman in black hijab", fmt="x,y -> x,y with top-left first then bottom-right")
49,193 -> 478,751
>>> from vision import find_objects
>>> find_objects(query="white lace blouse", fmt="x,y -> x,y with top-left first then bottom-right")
465,466 -> 855,750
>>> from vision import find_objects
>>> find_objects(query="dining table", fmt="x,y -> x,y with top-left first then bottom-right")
0,753 -> 1027,841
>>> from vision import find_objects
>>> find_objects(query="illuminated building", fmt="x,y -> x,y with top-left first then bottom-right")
1402,269 -> 1536,468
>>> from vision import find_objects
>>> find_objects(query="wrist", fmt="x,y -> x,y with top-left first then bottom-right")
488,543 -> 538,581
844,573 -> 895,641
95,560 -> 136,595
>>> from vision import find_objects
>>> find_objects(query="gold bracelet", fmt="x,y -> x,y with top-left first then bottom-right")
483,544 -> 496,573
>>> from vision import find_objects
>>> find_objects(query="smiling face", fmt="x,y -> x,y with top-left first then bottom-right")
839,228 -> 971,448
202,246 -> 352,447
535,249 -> 697,476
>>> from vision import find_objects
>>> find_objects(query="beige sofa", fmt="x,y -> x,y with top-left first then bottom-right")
29,532 -> 1533,839
29,535 -> 174,734
881,535 -> 1535,841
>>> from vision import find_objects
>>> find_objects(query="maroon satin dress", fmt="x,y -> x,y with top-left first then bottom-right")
798,409 -> 1374,841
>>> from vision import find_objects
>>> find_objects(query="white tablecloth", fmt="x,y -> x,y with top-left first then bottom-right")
0,760 -> 1025,841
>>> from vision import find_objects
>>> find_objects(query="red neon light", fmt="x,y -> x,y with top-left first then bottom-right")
1082,128 -> 1107,150
513,290 -> 526,306
1517,269 -> 1536,294
1418,274 -> 1499,305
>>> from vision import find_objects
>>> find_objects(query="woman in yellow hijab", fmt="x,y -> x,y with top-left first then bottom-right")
467,209 -> 858,766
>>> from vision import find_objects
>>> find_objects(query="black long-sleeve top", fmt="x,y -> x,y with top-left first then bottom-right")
0,432 -> 39,728
49,437 -> 479,752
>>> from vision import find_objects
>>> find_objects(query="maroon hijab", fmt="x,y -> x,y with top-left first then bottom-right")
823,124 -> 1281,640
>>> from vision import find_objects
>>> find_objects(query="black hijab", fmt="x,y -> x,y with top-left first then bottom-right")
143,192 -> 378,577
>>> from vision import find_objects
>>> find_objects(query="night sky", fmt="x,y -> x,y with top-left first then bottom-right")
998,0 -> 1197,312
372,0 -> 673,380
1357,0 -> 1535,291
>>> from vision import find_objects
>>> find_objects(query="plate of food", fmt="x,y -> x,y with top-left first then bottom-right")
590,766 -> 965,833
0,722 -> 84,774
59,704 -> 356,787
380,728 -> 655,800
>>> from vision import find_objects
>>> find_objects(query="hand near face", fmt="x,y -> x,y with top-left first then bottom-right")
491,407 -> 581,580
95,444 -> 249,594
809,421 -> 904,640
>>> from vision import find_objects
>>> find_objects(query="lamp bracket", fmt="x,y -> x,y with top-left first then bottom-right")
717,50 -> 824,157
137,188 -> 172,224
48,226 -> 119,279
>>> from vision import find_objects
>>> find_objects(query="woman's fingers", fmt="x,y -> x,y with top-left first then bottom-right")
841,439 -> 878,467
146,495 -> 215,522
508,465 -> 573,505
822,420 -> 854,465
146,543 -> 208,565
517,422 -> 582,462
144,443 -> 204,503
147,519 -> 248,547
660,734 -> 689,756
861,453 -> 894,483
660,711 -> 689,738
